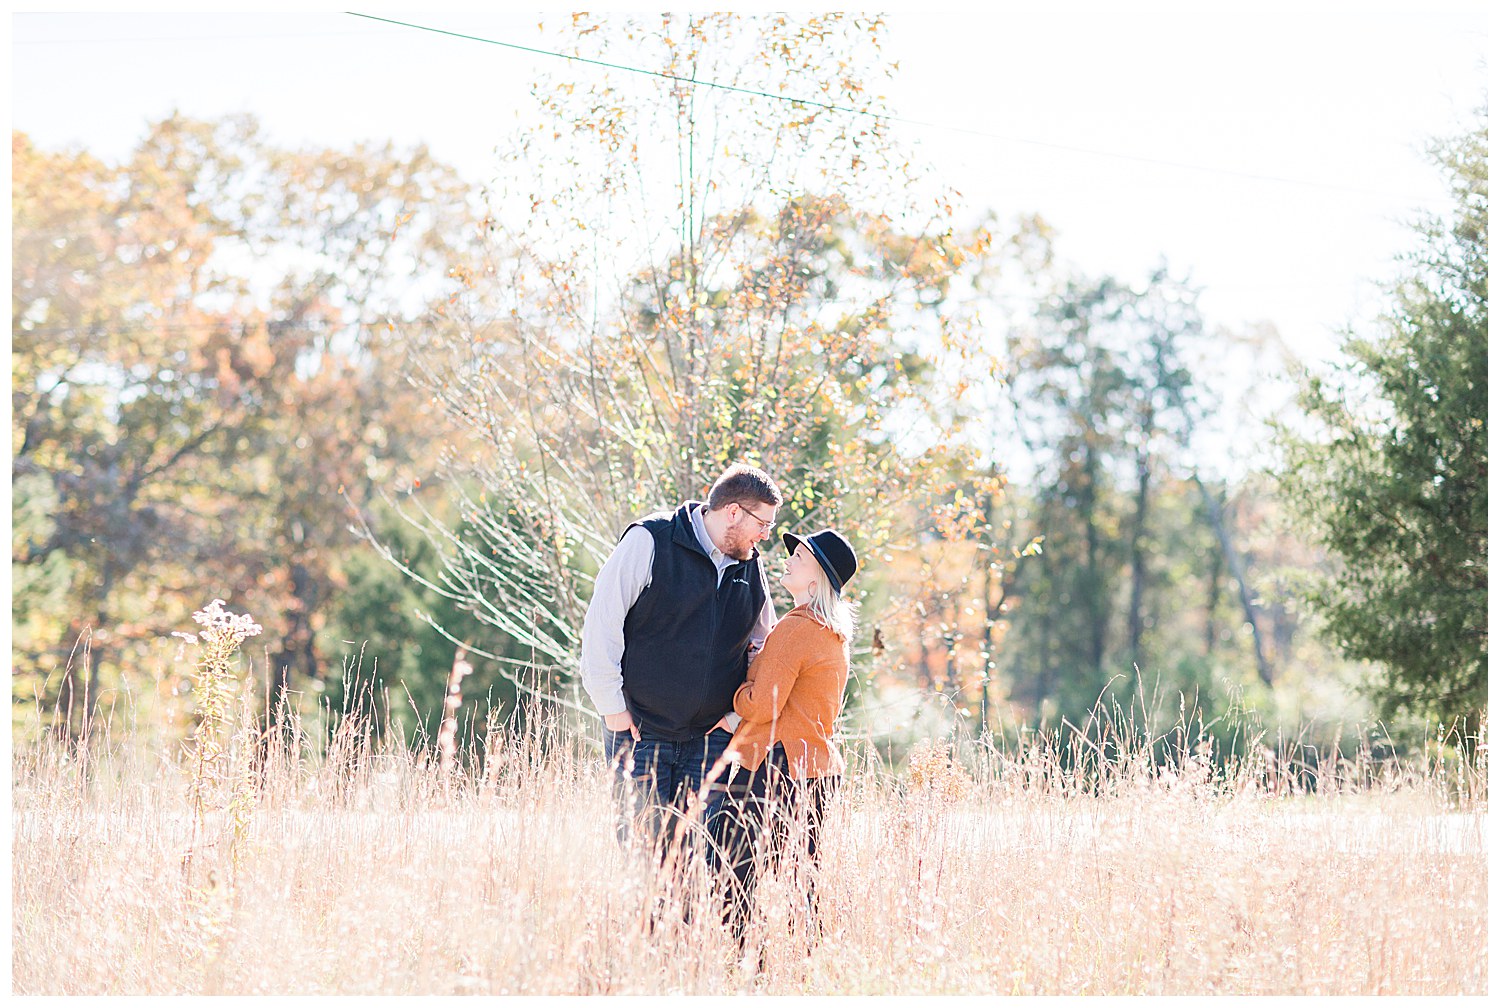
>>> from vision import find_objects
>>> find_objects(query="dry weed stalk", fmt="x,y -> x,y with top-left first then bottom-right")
905,737 -> 975,801
224,675 -> 262,873
172,600 -> 262,988
177,599 -> 263,834
436,647 -> 473,779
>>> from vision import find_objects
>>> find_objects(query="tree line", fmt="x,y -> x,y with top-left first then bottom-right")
11,15 -> 1485,754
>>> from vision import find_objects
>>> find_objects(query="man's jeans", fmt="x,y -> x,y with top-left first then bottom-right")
604,724 -> 734,863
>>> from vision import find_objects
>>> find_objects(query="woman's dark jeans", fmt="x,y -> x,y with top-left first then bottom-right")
708,744 -> 839,945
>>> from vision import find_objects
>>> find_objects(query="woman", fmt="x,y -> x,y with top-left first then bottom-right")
712,526 -> 859,948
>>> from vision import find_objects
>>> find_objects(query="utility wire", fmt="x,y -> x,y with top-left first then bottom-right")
348,11 -> 1427,202
347,12 -> 874,117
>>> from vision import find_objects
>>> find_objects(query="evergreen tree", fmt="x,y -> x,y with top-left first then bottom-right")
1278,120 -> 1487,727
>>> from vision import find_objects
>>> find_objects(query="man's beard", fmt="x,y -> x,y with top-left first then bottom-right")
725,534 -> 755,561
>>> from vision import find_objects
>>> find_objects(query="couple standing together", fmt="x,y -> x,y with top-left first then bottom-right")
579,463 -> 858,944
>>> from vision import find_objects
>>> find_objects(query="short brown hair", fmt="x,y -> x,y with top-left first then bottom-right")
706,463 -> 783,511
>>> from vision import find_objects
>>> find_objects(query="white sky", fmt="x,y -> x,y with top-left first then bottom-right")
10,6 -> 1488,375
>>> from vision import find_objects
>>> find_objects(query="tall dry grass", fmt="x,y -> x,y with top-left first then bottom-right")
11,697 -> 1486,995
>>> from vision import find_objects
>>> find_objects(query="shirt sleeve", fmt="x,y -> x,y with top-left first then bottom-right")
579,525 -> 654,717
748,585 -> 777,657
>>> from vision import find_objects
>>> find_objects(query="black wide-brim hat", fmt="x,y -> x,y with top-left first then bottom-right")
781,528 -> 858,595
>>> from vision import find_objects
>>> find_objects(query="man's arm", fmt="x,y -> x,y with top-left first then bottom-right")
579,525 -> 654,738
716,583 -> 778,733
749,588 -> 777,657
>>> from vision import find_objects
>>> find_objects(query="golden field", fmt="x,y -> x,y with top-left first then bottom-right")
10,712 -> 1486,996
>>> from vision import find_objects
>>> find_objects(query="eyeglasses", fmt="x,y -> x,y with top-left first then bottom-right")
737,504 -> 776,531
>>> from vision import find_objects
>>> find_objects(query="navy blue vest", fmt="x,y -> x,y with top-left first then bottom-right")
619,501 -> 768,741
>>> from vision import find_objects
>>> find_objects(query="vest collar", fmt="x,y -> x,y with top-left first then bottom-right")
670,500 -> 759,564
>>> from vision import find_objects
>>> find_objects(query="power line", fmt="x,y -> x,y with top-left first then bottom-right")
347,12 -> 1428,203
346,13 -> 875,116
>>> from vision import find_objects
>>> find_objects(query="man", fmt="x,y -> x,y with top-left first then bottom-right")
580,463 -> 782,848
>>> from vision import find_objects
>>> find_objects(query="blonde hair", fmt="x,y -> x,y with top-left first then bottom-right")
803,565 -> 859,645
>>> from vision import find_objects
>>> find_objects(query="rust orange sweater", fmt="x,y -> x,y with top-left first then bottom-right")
726,606 -> 848,778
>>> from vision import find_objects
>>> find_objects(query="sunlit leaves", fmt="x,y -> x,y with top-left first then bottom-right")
395,14 -> 1011,701
11,115 -> 479,731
